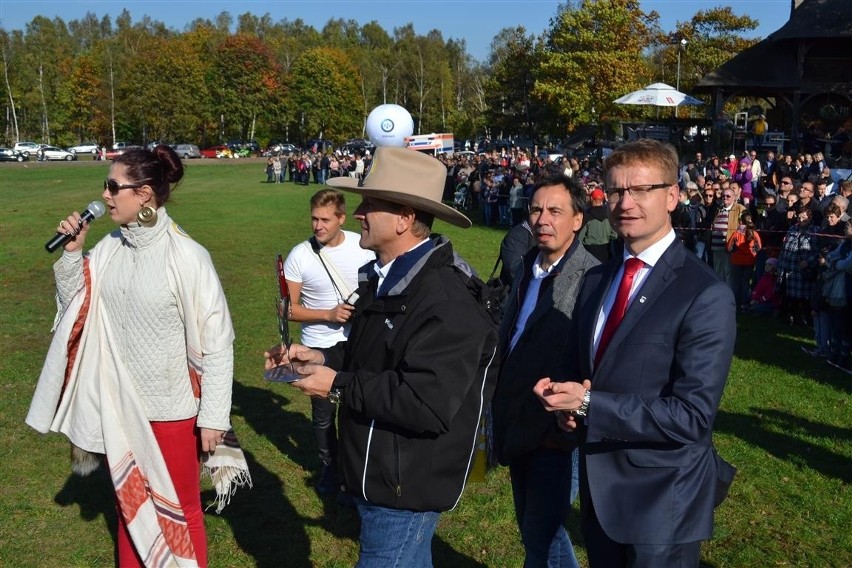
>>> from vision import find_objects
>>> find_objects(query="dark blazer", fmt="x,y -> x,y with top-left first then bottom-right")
492,241 -> 599,464
573,239 -> 737,545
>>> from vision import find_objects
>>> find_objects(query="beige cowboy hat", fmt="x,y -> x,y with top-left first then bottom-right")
327,146 -> 471,228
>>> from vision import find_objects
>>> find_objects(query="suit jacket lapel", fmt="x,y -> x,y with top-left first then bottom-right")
581,262 -> 618,378
522,281 -> 556,331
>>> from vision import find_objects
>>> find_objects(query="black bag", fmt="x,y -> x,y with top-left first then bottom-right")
452,255 -> 507,327
483,257 -> 510,324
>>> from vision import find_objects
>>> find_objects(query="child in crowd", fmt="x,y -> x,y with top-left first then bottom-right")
748,257 -> 780,315
727,211 -> 762,309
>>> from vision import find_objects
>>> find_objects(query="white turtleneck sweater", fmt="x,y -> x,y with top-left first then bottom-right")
53,209 -> 233,430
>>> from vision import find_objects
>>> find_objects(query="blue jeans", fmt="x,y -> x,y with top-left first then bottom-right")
498,202 -> 510,226
712,248 -> 731,287
814,309 -> 831,355
729,263 -> 754,307
509,447 -> 580,568
354,497 -> 441,568
695,240 -> 707,263
828,306 -> 850,363
483,201 -> 496,226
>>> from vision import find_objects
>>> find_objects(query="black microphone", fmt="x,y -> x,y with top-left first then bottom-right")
45,201 -> 106,253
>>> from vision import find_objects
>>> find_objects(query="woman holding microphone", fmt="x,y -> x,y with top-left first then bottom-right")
27,145 -> 248,567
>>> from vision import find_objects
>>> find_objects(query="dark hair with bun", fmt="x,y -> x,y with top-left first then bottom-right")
114,145 -> 184,206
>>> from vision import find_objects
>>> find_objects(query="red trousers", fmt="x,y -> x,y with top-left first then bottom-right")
116,417 -> 207,567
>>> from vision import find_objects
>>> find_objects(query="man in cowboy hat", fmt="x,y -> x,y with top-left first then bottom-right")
265,147 -> 499,566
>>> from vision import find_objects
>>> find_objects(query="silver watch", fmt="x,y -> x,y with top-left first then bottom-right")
328,388 -> 342,405
572,389 -> 591,417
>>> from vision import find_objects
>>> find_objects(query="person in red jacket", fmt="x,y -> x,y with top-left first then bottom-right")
727,211 -> 762,309
748,257 -> 780,315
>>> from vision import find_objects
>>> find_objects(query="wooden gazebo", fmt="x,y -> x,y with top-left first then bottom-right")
695,0 -> 852,159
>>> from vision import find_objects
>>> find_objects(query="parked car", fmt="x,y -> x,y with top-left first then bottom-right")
37,146 -> 77,161
226,139 -> 260,155
0,147 -> 28,162
13,141 -> 41,157
264,142 -> 299,156
172,144 -> 201,159
112,141 -> 131,150
200,145 -> 232,159
67,142 -> 99,155
342,138 -> 374,155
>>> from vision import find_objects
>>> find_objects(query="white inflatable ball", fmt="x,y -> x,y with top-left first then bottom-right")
366,104 -> 414,147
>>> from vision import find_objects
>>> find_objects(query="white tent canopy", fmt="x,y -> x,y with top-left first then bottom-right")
614,83 -> 704,107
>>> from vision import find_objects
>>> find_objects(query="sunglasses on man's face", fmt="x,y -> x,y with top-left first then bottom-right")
104,179 -> 143,195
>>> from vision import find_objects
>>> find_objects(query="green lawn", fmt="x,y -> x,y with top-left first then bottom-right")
0,160 -> 849,567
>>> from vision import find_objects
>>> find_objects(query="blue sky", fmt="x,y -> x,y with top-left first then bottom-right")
1,1 -> 791,62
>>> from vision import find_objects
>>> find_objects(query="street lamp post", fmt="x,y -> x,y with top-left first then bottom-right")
675,38 -> 687,118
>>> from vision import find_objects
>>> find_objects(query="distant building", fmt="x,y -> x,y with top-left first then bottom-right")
696,0 -> 852,161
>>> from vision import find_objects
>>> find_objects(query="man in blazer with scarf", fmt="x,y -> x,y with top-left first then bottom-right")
492,173 -> 599,567
534,139 -> 737,567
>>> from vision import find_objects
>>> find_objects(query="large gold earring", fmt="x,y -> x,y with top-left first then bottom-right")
136,206 -> 157,226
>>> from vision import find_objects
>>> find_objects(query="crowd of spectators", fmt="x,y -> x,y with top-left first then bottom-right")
265,151 -> 367,185
676,148 -> 852,372
261,141 -> 852,372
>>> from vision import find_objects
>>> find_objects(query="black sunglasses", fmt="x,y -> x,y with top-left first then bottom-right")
104,179 -> 143,195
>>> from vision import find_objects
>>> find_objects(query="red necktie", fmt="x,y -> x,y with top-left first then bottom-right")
595,257 -> 644,366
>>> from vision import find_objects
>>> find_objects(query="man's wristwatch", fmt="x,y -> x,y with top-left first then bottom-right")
572,389 -> 591,417
328,388 -> 342,405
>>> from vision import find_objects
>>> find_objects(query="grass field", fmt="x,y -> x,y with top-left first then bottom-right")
1,159 -> 850,567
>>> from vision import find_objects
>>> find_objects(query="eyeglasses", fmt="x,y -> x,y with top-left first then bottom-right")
603,183 -> 671,202
723,194 -> 734,199
104,179 -> 143,195
704,193 -> 714,198
780,180 -> 792,185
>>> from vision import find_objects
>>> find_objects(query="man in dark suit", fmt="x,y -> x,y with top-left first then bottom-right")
534,139 -> 737,567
